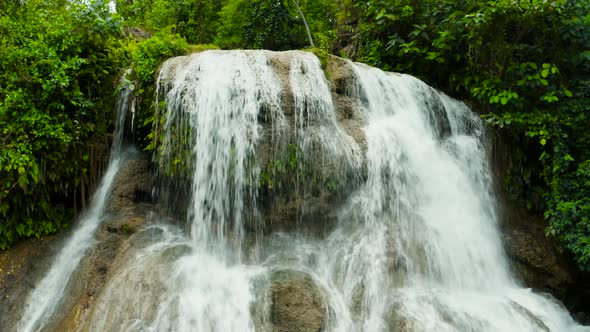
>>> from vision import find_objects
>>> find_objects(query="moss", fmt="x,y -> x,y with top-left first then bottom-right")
302,47 -> 331,79
188,44 -> 220,53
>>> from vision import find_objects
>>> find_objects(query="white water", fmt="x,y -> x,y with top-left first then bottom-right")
261,63 -> 586,331
289,53 -> 361,174
87,51 -> 283,331
63,51 -> 588,331
17,75 -> 132,332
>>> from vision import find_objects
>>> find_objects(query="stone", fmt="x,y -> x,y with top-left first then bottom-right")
107,153 -> 153,214
503,219 -> 574,298
270,269 -> 325,332
0,234 -> 63,332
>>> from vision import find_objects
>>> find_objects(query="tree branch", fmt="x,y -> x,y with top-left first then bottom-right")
290,0 -> 314,48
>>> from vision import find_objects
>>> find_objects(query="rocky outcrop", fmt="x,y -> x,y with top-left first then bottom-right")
491,130 -> 590,323
500,207 -> 590,324
270,269 -> 325,332
252,51 -> 366,236
52,212 -> 150,331
502,213 -> 573,297
51,154 -> 156,331
107,151 -> 153,214
0,154 -> 157,332
0,234 -> 64,331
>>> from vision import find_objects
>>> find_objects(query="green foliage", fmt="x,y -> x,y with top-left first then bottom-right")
215,0 -> 252,49
260,144 -> 300,190
116,0 -> 222,45
354,0 -> 590,270
305,47 -> 330,70
132,30 -> 190,84
123,31 -> 192,166
0,0 -> 122,249
216,0 -> 308,50
116,0 -> 326,51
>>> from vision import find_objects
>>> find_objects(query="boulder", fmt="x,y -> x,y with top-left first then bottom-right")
0,234 -> 64,332
51,210 -> 152,331
502,218 -> 573,298
107,153 -> 153,214
270,269 -> 325,332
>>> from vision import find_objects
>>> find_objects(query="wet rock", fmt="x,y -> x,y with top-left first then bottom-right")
0,234 -> 64,332
509,300 -> 550,332
501,211 -> 574,299
251,51 -> 366,238
253,193 -> 339,237
50,211 -> 152,331
79,226 -> 189,331
492,130 -> 590,320
123,27 -> 152,40
107,154 -> 153,214
386,310 -> 416,332
271,269 -> 325,332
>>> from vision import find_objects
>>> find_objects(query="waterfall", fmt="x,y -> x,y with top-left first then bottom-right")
24,51 -> 587,332
319,63 -> 582,331
259,60 -> 586,331
17,73 -> 132,332
86,51 -> 284,332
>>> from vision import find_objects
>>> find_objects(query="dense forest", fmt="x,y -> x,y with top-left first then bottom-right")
1,0 -> 589,271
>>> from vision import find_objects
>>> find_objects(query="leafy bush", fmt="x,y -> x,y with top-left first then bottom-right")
116,0 -> 222,45
132,30 -> 190,84
0,0 -> 123,249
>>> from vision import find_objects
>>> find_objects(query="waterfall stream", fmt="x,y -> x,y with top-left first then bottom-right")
17,74 -> 132,332
17,51 -> 588,332
264,64 -> 583,331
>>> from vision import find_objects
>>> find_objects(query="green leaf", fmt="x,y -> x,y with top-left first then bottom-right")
540,138 -> 547,146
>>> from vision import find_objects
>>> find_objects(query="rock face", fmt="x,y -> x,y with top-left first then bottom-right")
49,154 -> 156,331
500,207 -> 590,324
490,130 -> 590,323
270,270 -> 325,332
0,234 -> 64,330
51,212 -> 150,331
502,213 -> 573,297
250,51 -> 366,236
0,155 -> 156,332
107,151 -> 153,214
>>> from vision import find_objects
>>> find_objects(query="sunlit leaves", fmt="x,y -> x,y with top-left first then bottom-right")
0,0 -> 121,249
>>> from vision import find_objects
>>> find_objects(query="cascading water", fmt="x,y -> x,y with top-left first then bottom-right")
289,53 -> 361,174
86,51 -> 284,332
259,60 -> 587,331
43,50 -> 588,332
17,73 -> 132,332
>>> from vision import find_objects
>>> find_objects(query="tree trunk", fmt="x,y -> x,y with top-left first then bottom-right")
290,0 -> 315,48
